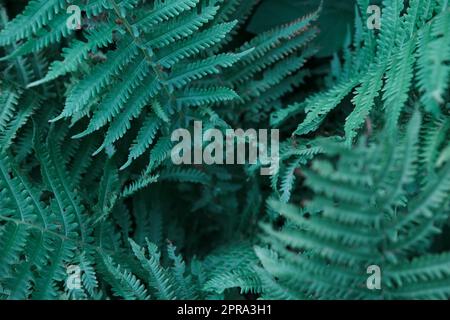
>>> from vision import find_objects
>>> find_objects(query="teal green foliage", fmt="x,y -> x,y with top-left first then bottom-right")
0,0 -> 449,300
259,113 -> 450,299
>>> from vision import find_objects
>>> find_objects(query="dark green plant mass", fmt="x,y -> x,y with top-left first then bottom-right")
0,0 -> 449,300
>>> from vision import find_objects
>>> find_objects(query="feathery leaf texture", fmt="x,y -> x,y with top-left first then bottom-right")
1,0 -> 450,301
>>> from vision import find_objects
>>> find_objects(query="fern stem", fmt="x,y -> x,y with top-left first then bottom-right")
107,0 -> 176,105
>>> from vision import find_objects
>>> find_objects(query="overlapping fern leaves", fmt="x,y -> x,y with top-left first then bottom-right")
0,0 -> 319,300
1,0 -> 450,301
257,112 -> 450,299
271,0 -> 450,205
274,0 -> 449,143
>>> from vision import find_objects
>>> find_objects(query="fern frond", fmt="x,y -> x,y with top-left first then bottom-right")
417,9 -> 450,115
129,239 -> 177,300
159,167 -> 211,185
0,0 -> 67,46
259,113 -> 450,299
121,115 -> 161,169
98,252 -> 149,300
28,22 -> 116,88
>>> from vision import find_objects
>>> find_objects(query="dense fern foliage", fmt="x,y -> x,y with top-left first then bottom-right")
0,0 -> 449,300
